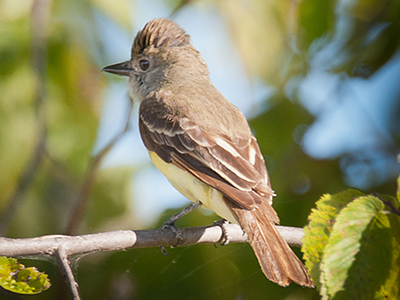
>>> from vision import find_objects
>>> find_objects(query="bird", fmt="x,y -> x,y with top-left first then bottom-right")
102,18 -> 313,287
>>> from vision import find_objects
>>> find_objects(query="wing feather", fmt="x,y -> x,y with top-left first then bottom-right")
139,96 -> 274,210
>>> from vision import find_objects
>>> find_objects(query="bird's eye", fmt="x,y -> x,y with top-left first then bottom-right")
139,59 -> 150,71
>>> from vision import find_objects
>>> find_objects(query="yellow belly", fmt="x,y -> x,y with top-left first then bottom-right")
148,151 -> 238,224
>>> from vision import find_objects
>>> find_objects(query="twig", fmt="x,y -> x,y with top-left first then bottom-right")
0,0 -> 52,236
0,224 -> 304,257
65,100 -> 133,235
373,192 -> 400,217
169,0 -> 193,18
56,246 -> 81,300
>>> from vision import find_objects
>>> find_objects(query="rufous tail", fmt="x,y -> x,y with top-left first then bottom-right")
231,205 -> 313,287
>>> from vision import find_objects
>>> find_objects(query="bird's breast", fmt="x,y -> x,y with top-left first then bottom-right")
148,151 -> 238,224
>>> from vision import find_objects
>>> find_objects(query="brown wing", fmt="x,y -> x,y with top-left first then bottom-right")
139,96 -> 276,216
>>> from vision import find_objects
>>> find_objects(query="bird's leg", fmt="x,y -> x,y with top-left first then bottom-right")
162,201 -> 202,227
160,201 -> 202,254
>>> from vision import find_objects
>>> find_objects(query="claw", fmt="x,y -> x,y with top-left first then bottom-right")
162,221 -> 183,247
213,219 -> 230,246
160,246 -> 169,255
158,202 -> 202,255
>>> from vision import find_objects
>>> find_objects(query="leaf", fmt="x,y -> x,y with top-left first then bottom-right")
0,257 -> 51,294
321,196 -> 397,299
302,189 -> 365,289
397,173 -> 400,204
378,213 -> 400,299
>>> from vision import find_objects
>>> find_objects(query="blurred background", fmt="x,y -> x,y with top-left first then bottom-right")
0,0 -> 399,299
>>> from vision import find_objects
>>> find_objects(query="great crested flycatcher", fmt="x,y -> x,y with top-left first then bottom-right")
103,18 -> 312,287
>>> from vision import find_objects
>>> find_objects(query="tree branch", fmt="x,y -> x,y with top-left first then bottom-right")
56,246 -> 81,300
0,224 -> 304,258
0,225 -> 304,298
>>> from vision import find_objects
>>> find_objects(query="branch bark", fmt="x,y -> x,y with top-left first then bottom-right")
0,224 -> 304,258
56,246 -> 81,300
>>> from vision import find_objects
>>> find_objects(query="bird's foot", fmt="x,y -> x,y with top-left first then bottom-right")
213,219 -> 230,246
159,201 -> 202,254
160,221 -> 183,255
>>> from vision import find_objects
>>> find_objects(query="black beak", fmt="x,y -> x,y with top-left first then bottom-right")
102,61 -> 133,77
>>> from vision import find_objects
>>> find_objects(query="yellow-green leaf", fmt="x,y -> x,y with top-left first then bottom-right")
302,189 -> 365,289
0,257 -> 51,294
321,196 -> 396,299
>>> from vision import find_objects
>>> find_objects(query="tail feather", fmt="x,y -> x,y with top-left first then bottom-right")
231,205 -> 313,287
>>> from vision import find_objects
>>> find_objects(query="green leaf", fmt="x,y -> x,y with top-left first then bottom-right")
379,213 -> 400,299
397,173 -> 400,203
0,257 -> 51,294
321,196 -> 397,299
302,189 -> 365,289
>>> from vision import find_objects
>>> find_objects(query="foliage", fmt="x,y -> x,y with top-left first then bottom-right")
302,181 -> 400,299
0,257 -> 50,294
